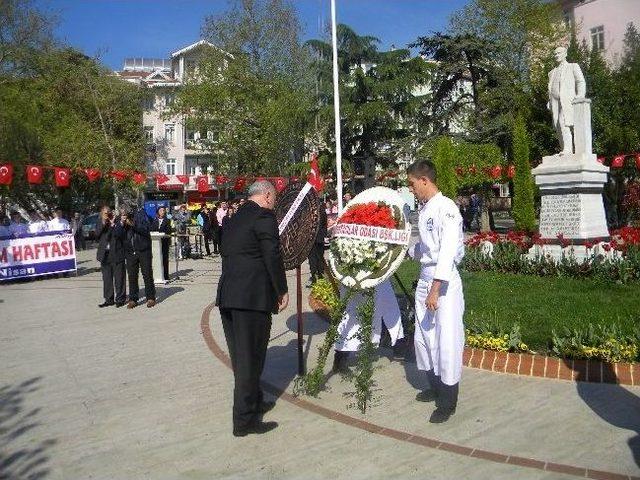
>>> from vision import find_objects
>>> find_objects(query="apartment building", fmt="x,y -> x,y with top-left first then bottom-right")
561,0 -> 640,65
115,40 -> 220,198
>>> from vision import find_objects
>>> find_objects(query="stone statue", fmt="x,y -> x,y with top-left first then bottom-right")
547,46 -> 586,155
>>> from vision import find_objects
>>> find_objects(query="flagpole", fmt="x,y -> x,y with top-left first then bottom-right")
330,0 -> 344,213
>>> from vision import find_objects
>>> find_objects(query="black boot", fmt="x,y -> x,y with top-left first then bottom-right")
332,350 -> 349,373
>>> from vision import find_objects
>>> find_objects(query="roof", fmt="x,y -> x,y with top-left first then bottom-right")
170,40 -> 217,58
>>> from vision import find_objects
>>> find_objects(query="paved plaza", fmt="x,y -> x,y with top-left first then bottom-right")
1,249 -> 639,479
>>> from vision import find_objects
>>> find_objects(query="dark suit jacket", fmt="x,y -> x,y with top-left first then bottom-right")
151,216 -> 172,235
95,217 -> 125,264
316,201 -> 328,244
124,210 -> 152,255
215,200 -> 288,314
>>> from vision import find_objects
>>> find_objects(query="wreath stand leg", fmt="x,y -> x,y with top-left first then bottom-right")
296,266 -> 305,376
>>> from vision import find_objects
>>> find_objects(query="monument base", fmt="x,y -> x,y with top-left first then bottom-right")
528,153 -> 610,261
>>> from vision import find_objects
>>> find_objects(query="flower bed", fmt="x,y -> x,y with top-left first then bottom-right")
462,227 -> 640,283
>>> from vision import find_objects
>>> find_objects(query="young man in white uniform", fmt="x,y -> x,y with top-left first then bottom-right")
407,160 -> 465,423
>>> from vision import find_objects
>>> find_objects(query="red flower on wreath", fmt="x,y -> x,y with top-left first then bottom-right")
339,202 -> 398,229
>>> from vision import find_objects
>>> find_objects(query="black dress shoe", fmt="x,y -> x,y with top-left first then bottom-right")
415,389 -> 438,403
98,301 -> 115,308
259,401 -> 276,414
429,407 -> 456,424
115,301 -> 126,308
233,421 -> 278,437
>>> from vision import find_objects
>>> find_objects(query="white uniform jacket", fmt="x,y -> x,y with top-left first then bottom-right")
410,192 -> 465,386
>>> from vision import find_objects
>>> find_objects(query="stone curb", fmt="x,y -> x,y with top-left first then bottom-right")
309,294 -> 638,387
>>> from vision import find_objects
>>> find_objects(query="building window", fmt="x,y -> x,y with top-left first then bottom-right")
142,96 -> 154,110
164,123 -> 175,143
164,93 -> 175,106
591,25 -> 605,51
186,129 -> 196,142
144,126 -> 154,143
188,163 -> 198,175
165,158 -> 176,175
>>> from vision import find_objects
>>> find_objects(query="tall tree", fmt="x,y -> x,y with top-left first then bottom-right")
511,114 -> 536,231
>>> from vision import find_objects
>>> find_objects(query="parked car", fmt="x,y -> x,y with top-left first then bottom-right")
81,213 -> 100,240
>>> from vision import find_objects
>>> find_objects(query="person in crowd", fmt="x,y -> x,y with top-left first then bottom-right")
8,211 -> 28,238
173,204 -> 191,259
216,201 -> 228,228
27,210 -> 48,234
0,215 -> 10,238
343,192 -> 353,205
331,200 -> 339,214
324,200 -> 332,215
47,207 -> 70,232
220,205 -> 235,246
306,196 -> 327,288
407,160 -> 465,424
151,206 -> 172,281
95,206 -> 127,308
122,205 -> 156,308
216,180 -> 289,437
208,204 -> 221,255
469,192 -> 482,232
197,204 -> 213,256
70,212 -> 86,250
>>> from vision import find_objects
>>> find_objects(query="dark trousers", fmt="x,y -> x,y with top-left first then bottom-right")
74,233 -> 86,250
220,308 -> 272,430
203,232 -> 212,255
126,250 -> 156,302
211,230 -> 220,254
426,369 -> 459,410
101,252 -> 126,303
308,242 -> 325,281
161,239 -> 170,280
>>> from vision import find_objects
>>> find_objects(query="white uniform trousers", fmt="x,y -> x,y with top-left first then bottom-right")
335,280 -> 404,352
414,267 -> 465,386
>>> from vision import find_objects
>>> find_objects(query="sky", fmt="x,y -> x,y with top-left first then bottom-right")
36,0 -> 470,70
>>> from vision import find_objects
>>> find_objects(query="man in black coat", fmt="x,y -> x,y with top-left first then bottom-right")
306,196 -> 328,287
151,206 -> 172,281
216,180 -> 289,437
95,206 -> 127,307
123,206 -> 156,309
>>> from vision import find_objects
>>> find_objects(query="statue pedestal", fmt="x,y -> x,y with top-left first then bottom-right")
150,232 -> 169,284
528,153 -> 609,260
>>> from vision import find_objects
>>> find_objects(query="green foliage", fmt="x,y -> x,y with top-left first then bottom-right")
552,324 -> 639,363
466,322 -> 528,352
510,114 -> 536,231
352,288 -> 376,413
431,136 -> 457,198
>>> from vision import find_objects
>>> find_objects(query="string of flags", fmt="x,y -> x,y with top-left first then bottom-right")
597,152 -> 640,169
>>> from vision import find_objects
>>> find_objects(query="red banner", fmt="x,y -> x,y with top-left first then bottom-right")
54,167 -> 71,187
0,164 -> 14,185
176,175 -> 189,185
26,165 -> 43,184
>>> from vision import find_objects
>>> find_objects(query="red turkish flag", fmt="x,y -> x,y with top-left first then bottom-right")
0,164 -> 14,185
26,165 -> 43,184
611,155 -> 625,168
507,164 -> 516,179
132,172 -> 146,184
273,177 -> 287,192
215,175 -> 228,185
111,170 -> 128,181
85,168 -> 101,182
233,177 -> 246,192
155,173 -> 169,184
307,153 -> 324,191
176,175 -> 189,184
636,153 -> 640,170
54,167 -> 71,187
197,175 -> 209,192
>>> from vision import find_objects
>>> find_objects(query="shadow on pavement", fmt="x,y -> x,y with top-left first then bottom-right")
0,377 -> 57,480
571,360 -> 640,468
263,339 -> 301,401
157,286 -> 185,303
75,266 -> 101,277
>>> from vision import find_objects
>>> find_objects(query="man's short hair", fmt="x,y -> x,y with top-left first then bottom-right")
407,160 -> 437,183
248,180 -> 276,197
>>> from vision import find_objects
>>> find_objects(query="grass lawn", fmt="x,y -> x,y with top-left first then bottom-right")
392,260 -> 640,351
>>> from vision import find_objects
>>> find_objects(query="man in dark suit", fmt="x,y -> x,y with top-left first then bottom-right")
123,206 -> 156,309
306,196 -> 327,287
216,180 -> 289,437
95,206 -> 127,307
151,206 -> 172,281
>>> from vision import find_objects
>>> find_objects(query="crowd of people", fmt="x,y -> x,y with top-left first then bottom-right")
0,207 -> 86,248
